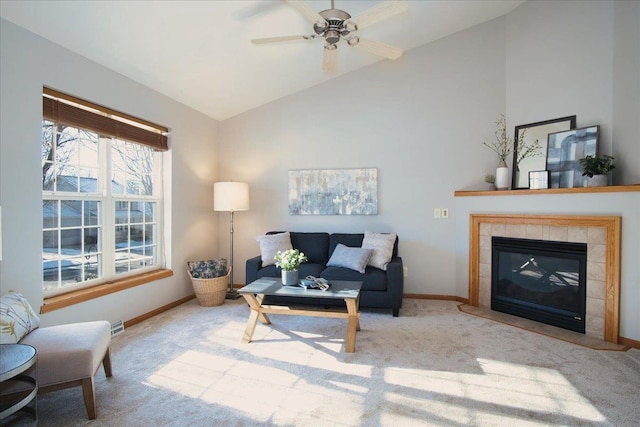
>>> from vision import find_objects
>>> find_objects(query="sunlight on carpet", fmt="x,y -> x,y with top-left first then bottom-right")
383,358 -> 605,424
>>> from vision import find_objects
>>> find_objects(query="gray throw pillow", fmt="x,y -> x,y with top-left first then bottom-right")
327,243 -> 372,274
361,231 -> 397,271
256,232 -> 293,267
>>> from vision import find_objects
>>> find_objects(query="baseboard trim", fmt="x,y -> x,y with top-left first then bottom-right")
124,294 -> 195,329
404,293 -> 469,304
619,336 -> 640,349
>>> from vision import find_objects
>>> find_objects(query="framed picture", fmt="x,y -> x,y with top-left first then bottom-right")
512,115 -> 576,189
546,125 -> 599,188
288,168 -> 378,215
528,170 -> 549,189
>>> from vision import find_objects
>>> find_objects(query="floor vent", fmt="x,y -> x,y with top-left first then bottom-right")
110,320 -> 125,336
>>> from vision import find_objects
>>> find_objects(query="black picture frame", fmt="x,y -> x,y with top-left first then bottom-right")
511,115 -> 577,189
546,125 -> 599,188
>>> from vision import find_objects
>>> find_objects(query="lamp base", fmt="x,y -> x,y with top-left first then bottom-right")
226,289 -> 242,300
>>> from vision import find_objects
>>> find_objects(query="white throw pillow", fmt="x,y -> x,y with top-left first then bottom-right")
256,232 -> 293,267
361,231 -> 397,271
327,244 -> 373,274
0,291 -> 40,344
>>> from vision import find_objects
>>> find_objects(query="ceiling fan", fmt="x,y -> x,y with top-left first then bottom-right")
251,0 -> 408,74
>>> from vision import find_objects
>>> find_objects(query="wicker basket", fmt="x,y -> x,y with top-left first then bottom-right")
188,268 -> 230,307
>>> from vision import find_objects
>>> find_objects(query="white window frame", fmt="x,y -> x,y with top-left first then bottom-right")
42,126 -> 165,298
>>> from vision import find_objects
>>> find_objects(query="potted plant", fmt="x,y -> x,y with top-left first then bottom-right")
578,154 -> 615,187
274,249 -> 307,286
484,173 -> 496,190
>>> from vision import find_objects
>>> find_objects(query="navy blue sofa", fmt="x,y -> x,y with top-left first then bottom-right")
245,231 -> 403,316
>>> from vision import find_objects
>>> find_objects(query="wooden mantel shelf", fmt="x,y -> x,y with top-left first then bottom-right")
454,184 -> 640,197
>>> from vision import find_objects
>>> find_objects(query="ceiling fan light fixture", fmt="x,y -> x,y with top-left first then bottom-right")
313,21 -> 328,35
344,21 -> 358,33
325,29 -> 341,44
347,36 -> 360,47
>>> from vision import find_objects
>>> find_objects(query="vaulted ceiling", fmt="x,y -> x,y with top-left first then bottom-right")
1,0 -> 523,121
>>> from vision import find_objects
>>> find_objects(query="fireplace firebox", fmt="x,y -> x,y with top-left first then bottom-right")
491,237 -> 587,333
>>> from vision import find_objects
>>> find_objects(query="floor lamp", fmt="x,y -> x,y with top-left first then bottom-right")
214,182 -> 249,299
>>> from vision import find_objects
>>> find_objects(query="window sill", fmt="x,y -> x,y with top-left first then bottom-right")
41,269 -> 173,314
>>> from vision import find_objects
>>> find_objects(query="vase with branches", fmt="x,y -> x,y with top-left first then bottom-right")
482,115 -> 542,190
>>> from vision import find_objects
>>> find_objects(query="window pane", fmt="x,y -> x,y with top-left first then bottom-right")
144,224 -> 155,244
115,225 -> 129,247
43,200 -> 58,229
131,224 -> 144,246
83,228 -> 99,257
61,200 -> 82,227
111,139 -> 154,196
84,201 -> 99,226
144,202 -> 154,222
61,228 -> 82,255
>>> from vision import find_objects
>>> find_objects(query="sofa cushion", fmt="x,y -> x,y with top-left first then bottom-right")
321,266 -> 388,291
329,233 -> 364,256
362,231 -> 397,271
0,291 -> 40,344
281,232 -> 330,263
326,244 -> 372,274
256,232 -> 293,267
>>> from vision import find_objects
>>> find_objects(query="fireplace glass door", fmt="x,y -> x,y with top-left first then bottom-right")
491,237 -> 587,333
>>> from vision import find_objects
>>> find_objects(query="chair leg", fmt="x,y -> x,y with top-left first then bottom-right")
102,348 -> 113,378
81,377 -> 97,420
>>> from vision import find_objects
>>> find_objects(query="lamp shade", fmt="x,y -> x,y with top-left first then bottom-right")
214,182 -> 250,212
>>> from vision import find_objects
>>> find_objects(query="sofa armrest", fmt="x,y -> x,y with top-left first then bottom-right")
245,255 -> 262,284
385,257 -> 404,312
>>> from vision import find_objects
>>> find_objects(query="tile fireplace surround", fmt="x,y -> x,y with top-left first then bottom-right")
468,214 -> 621,344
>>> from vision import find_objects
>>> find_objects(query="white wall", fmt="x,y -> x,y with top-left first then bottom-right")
219,17 -> 507,296
0,19 -> 221,326
219,2 -> 640,340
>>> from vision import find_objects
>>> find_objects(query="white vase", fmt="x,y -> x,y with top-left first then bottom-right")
495,159 -> 509,190
282,270 -> 299,286
584,175 -> 608,187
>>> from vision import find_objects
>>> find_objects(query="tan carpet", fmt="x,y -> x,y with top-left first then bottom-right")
5,299 -> 640,426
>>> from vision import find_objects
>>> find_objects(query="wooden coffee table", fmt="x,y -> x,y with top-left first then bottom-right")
238,278 -> 362,352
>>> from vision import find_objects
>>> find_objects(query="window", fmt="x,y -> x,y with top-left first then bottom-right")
42,89 -> 168,297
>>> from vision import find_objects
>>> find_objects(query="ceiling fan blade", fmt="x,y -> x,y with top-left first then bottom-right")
285,0 -> 326,24
323,47 -> 338,75
352,37 -> 403,60
251,35 -> 310,44
349,0 -> 408,30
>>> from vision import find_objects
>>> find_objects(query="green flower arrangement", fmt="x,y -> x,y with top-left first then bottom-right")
274,249 -> 307,271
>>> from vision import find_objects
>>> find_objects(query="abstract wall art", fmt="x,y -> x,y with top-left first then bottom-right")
288,168 -> 378,215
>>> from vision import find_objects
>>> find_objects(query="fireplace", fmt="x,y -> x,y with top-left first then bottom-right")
467,214 -> 621,344
491,237 -> 587,333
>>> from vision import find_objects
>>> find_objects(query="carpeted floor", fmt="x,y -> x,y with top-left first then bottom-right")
5,299 -> 640,426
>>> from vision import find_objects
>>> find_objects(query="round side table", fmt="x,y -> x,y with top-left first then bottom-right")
0,343 -> 38,421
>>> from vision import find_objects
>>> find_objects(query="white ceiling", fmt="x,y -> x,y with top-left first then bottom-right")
1,0 -> 523,121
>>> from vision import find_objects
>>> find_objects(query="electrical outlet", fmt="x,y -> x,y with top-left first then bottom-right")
434,208 -> 441,218
442,208 -> 449,218
403,266 -> 408,277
